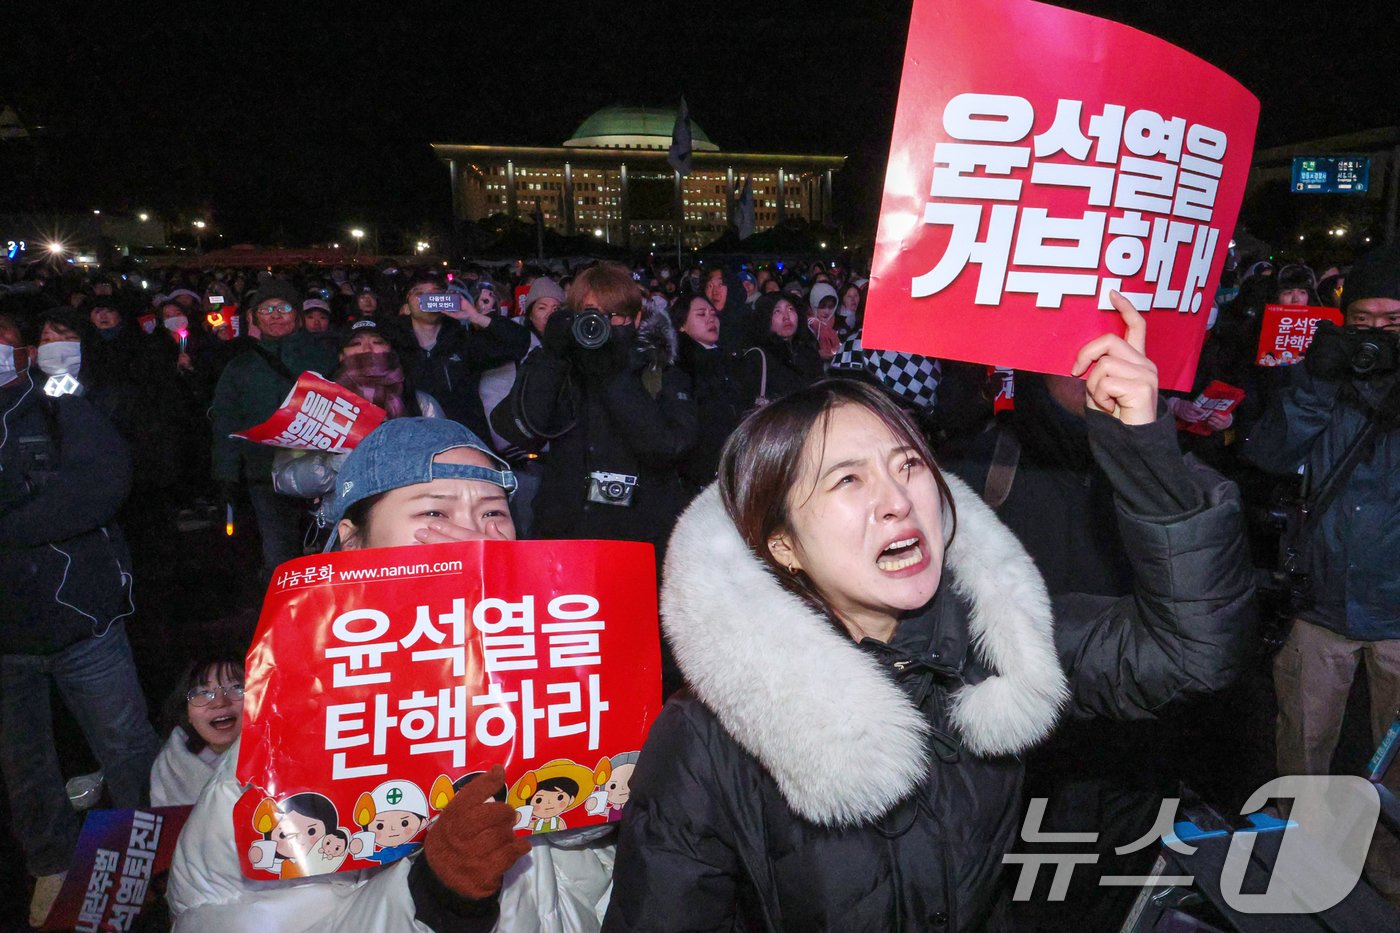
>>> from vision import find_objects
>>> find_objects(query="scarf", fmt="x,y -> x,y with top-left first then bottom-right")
336,351 -> 406,419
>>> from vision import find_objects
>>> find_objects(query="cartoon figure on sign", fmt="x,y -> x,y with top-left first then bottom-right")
320,829 -> 349,862
247,792 -> 348,878
350,778 -> 439,864
584,752 -> 640,822
508,759 -> 609,834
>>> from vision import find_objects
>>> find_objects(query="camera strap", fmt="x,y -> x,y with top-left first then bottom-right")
1293,416 -> 1384,552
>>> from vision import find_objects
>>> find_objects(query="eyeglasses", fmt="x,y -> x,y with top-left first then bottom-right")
256,302 -> 297,316
186,683 -> 245,706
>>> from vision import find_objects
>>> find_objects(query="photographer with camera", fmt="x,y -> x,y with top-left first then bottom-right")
494,262 -> 697,559
1244,244 -> 1400,906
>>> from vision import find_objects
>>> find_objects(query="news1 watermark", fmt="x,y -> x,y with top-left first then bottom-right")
1004,776 -> 1385,914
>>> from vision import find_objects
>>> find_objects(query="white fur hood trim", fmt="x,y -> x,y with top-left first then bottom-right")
660,475 -> 1069,827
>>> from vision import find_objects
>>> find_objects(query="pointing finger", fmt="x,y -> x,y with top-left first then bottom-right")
1108,290 -> 1147,354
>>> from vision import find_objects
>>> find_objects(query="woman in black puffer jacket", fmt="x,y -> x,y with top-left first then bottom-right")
668,294 -> 760,494
745,291 -> 825,403
604,297 -> 1254,932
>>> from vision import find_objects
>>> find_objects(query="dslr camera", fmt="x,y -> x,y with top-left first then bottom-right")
570,308 -> 611,350
586,471 -> 637,507
1308,322 -> 1400,379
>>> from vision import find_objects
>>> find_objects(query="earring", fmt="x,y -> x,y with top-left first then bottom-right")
787,564 -> 798,575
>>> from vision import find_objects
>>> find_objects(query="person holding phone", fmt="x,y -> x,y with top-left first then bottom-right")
393,272 -> 530,450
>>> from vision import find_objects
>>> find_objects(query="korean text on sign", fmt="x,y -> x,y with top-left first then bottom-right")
915,93 -> 1225,316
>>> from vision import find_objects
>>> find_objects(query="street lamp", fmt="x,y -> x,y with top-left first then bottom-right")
138,213 -> 149,222
193,220 -> 209,253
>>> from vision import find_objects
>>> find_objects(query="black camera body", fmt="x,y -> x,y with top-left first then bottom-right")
1308,322 -> 1400,379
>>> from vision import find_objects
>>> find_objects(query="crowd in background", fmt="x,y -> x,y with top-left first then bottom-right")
1,239 -> 1398,929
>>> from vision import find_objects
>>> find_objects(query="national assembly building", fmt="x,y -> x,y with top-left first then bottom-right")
431,105 -> 847,250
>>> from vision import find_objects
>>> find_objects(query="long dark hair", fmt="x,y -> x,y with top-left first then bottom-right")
717,379 -> 956,625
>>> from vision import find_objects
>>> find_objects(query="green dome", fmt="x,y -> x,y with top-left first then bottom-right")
564,105 -> 719,151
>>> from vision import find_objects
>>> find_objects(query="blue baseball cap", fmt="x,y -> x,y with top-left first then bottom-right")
323,418 -> 516,549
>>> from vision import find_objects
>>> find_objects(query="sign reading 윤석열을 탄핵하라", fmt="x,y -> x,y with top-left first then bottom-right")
863,0 -> 1260,391
234,540 -> 663,880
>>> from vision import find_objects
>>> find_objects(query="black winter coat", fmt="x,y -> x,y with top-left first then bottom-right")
943,374 -> 1133,598
604,412 -> 1254,932
394,315 -> 531,446
88,329 -> 187,491
0,376 -> 134,654
745,331 -> 824,404
674,335 -> 759,491
517,312 -> 699,549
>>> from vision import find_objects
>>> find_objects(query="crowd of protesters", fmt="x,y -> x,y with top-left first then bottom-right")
1,239 -> 1398,930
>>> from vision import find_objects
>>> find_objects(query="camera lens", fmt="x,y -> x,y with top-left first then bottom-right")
604,482 -> 625,499
571,310 -> 611,350
1352,341 -> 1381,375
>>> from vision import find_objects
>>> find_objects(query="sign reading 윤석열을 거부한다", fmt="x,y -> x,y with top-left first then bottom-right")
233,540 -> 663,880
863,0 -> 1260,392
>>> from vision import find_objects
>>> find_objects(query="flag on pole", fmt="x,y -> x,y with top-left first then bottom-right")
667,96 -> 693,176
737,174 -> 755,240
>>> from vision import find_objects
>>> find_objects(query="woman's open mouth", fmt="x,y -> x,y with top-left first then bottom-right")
210,715 -> 239,731
877,537 -> 925,572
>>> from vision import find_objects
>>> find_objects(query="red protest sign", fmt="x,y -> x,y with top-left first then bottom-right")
234,540 -> 662,880
865,0 -> 1259,391
43,806 -> 192,932
1177,380 -> 1245,436
231,371 -> 386,451
1255,304 -> 1344,366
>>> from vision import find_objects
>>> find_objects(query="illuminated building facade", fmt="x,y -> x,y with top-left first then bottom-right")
432,105 -> 846,249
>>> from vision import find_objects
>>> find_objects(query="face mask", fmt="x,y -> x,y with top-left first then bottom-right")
36,341 -> 82,376
163,315 -> 189,333
0,345 -> 18,381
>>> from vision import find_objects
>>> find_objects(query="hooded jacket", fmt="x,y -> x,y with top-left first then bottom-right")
0,378 -> 134,654
520,307 -> 698,548
604,412 -> 1253,931
711,271 -> 752,353
744,294 -> 825,403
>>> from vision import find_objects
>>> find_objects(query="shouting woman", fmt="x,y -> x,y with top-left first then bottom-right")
604,294 -> 1253,931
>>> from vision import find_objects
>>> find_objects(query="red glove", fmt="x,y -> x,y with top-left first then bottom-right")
424,766 -> 531,900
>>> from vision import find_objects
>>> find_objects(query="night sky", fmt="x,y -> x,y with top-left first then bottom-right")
3,0 -> 1396,247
